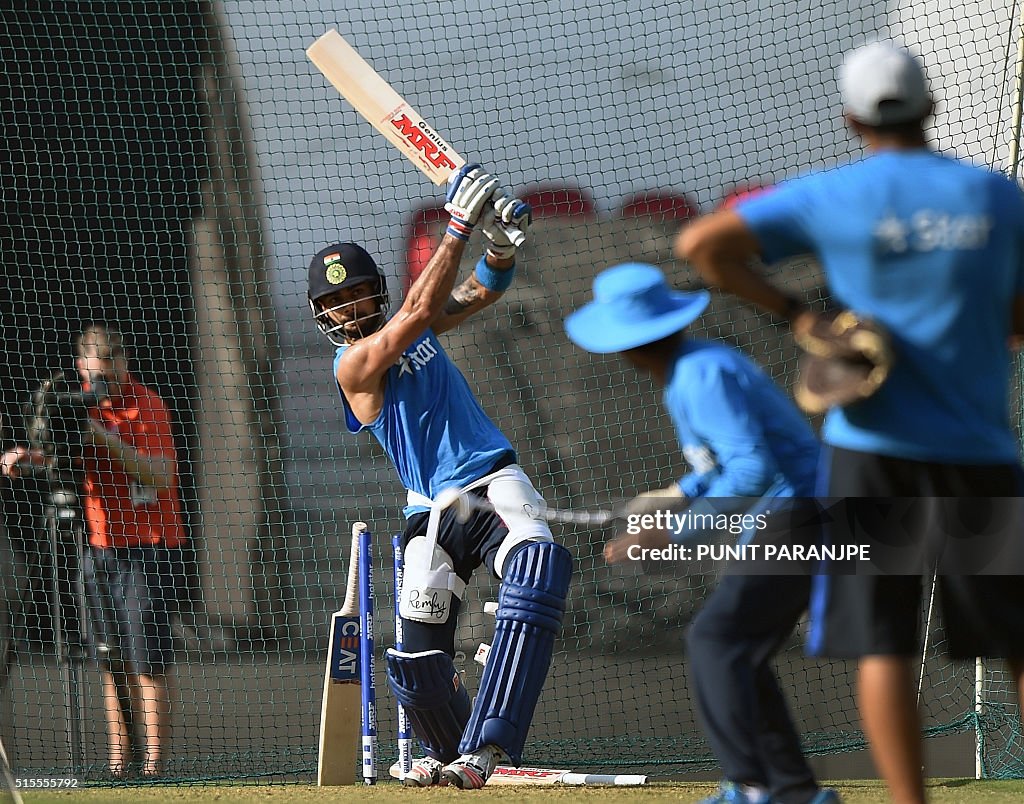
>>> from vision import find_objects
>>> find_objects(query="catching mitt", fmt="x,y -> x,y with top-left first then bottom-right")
794,310 -> 894,415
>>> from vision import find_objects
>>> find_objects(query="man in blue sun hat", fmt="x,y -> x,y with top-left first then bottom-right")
564,263 -> 836,804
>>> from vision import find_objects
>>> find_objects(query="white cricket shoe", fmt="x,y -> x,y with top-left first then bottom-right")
402,756 -> 446,787
441,744 -> 507,789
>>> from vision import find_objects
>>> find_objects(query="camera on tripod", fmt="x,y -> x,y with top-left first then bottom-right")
24,371 -> 110,469
16,372 -> 109,762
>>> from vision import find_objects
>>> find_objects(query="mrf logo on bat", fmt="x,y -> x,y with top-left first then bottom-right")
328,618 -> 360,682
390,111 -> 459,170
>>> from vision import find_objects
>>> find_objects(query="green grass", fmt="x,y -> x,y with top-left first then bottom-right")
13,779 -> 1024,803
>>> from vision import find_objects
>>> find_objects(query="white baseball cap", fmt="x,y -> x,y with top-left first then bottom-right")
839,42 -> 932,126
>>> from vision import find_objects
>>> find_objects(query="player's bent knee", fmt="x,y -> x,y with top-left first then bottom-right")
386,648 -> 470,763
498,541 -> 571,631
684,609 -> 740,674
399,598 -> 462,656
459,541 -> 573,764
683,622 -> 707,665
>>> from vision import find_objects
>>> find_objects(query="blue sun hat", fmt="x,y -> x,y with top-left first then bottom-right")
564,263 -> 711,354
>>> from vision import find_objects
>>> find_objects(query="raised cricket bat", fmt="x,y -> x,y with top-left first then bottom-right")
307,29 -> 465,185
317,522 -> 368,786
307,29 -> 526,247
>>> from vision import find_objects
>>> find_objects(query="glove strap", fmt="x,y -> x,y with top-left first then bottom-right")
446,217 -> 474,241
485,244 -> 517,261
474,256 -> 515,292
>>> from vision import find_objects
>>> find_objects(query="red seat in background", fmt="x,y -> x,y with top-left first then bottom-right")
403,203 -> 447,290
619,190 -> 698,223
518,184 -> 597,218
403,184 -> 598,288
718,182 -> 772,210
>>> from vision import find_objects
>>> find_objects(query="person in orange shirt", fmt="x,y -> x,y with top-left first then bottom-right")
1,324 -> 185,778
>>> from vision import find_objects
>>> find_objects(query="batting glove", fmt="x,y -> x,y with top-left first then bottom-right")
480,195 -> 532,259
444,164 -> 502,241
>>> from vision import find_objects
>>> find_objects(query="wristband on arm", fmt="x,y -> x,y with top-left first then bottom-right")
474,255 -> 515,292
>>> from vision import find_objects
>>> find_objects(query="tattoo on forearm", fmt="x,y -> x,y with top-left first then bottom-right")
444,280 -> 483,314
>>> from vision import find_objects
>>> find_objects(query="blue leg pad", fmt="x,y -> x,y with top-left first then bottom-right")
459,541 -> 573,764
386,648 -> 470,763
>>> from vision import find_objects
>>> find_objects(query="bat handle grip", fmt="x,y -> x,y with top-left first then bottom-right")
508,227 -> 527,248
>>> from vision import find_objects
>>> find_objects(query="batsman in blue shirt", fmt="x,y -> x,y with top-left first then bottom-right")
679,42 -> 1024,804
308,165 -> 572,789
565,263 -> 835,804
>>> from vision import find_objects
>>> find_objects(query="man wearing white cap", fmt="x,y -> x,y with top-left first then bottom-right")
565,263 -> 834,804
678,42 -> 1024,804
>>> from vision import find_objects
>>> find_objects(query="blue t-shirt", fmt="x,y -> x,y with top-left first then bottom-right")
739,150 -> 1024,463
335,329 -> 514,517
667,339 -> 820,500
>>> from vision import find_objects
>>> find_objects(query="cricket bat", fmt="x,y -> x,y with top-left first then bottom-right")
307,29 -> 465,185
307,29 -> 526,247
317,522 -> 368,786
387,762 -> 647,786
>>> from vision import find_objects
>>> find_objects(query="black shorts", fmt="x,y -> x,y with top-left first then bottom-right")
808,447 -> 1024,659
83,546 -> 184,675
401,489 -> 509,584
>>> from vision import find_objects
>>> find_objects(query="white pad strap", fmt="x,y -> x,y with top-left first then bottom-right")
418,567 -> 467,598
400,536 -> 463,623
406,464 -> 529,570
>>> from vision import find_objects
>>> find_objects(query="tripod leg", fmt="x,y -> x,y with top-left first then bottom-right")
47,506 -> 85,775
0,735 -> 24,804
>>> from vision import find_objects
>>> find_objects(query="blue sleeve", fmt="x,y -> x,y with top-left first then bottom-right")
666,385 -> 719,498
685,365 -> 778,498
675,471 -> 708,495
735,177 -> 817,264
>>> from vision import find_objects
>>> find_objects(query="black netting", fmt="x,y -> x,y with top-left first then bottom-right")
1,0 -> 1021,786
